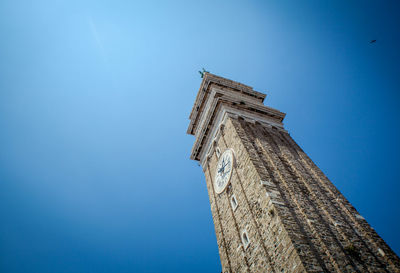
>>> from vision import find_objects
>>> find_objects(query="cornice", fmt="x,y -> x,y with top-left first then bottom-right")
189,86 -> 286,161
187,73 -> 266,136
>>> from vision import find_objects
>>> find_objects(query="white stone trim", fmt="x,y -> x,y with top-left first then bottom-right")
266,190 -> 280,199
199,103 -> 286,166
191,86 -> 285,162
260,180 -> 275,187
355,214 -> 365,220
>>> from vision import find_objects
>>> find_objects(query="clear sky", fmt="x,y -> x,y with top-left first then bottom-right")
1,1 -> 399,272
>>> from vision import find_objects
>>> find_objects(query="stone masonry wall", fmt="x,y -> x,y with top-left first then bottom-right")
202,116 -> 400,273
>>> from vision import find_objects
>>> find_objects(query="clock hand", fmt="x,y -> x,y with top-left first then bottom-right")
219,158 -> 227,173
218,157 -> 231,176
222,165 -> 231,178
218,163 -> 226,173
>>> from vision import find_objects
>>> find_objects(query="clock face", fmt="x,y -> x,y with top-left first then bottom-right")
214,149 -> 234,194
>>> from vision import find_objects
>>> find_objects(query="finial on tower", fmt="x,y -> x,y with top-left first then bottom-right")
198,68 -> 209,78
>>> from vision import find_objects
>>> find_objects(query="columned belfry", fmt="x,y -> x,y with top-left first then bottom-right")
187,73 -> 400,273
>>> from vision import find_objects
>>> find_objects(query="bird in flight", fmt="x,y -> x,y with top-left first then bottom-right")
370,39 -> 377,43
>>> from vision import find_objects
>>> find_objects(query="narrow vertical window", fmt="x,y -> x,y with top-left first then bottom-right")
216,147 -> 221,158
230,194 -> 238,211
241,230 -> 250,249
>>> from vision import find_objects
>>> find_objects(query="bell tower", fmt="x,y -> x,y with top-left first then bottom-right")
187,73 -> 400,273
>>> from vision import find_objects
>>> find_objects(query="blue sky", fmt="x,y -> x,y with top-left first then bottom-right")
1,1 -> 399,272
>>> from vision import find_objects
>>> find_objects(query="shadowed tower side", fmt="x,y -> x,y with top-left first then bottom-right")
187,73 -> 400,273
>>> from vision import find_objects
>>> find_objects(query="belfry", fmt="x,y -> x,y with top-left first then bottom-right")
187,73 -> 400,272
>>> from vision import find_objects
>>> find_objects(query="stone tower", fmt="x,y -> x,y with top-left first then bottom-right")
187,73 -> 400,273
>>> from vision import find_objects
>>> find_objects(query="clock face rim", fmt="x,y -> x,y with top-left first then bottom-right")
214,149 -> 235,194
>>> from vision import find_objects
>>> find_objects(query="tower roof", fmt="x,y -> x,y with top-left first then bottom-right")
187,73 -> 266,135
187,73 -> 285,161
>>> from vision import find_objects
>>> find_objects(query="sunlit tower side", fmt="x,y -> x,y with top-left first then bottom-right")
187,73 -> 400,272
